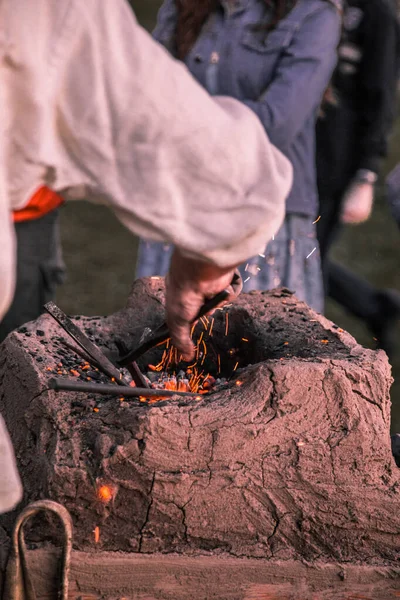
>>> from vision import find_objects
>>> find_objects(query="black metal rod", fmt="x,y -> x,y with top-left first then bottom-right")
48,378 -> 199,398
44,302 -> 130,386
115,340 -> 149,388
117,288 -> 230,367
125,362 -> 150,389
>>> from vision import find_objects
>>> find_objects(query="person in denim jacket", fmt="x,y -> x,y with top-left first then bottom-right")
136,0 -> 342,312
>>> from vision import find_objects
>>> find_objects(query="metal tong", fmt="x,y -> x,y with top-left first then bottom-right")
44,302 -> 130,387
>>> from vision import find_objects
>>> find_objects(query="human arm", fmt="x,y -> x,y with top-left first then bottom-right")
0,415 -> 23,513
0,198 -> 15,327
0,87 -> 21,517
340,179 -> 375,224
243,2 -> 341,151
0,95 -> 16,325
0,0 -> 292,356
166,253 -> 243,359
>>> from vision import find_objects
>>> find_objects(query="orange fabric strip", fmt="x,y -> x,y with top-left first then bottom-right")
13,186 -> 64,223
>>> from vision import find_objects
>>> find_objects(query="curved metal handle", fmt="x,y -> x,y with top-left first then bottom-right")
3,500 -> 73,600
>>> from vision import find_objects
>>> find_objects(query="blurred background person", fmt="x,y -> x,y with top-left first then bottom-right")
0,189 -> 65,343
387,161 -> 400,228
316,0 -> 400,357
136,0 -> 342,313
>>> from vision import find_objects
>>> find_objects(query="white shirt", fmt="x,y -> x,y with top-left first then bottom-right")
0,0 -> 292,319
0,0 -> 292,513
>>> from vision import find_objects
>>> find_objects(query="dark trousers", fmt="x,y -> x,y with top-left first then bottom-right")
0,210 -> 65,342
316,182 -> 380,324
316,100 -> 382,324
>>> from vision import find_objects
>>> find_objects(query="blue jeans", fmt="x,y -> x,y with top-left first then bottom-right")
239,214 -> 323,313
135,214 -> 323,313
135,240 -> 173,279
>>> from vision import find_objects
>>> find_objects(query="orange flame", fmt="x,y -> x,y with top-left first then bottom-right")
142,313 -> 249,401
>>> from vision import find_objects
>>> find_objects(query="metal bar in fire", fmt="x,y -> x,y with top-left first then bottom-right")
48,377 -> 199,398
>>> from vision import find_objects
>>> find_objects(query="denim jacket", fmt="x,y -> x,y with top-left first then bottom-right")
154,0 -> 342,217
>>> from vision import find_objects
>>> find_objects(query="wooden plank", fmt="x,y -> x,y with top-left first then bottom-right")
1,551 -> 399,599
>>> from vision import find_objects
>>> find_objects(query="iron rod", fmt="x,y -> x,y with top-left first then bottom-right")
48,378 -> 199,398
44,302 -> 129,386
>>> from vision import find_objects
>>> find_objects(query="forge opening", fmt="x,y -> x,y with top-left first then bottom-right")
138,306 -> 259,395
2,283 -> 390,562
136,300 -> 349,396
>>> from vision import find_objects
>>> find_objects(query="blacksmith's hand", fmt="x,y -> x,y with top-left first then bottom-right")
166,250 -> 242,361
340,180 -> 375,224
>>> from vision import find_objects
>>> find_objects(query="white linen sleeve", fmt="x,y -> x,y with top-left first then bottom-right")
2,0 -> 293,268
0,81 -> 16,323
0,415 -> 22,514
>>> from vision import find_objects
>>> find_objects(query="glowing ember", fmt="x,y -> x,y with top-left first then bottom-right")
140,309 -> 247,403
146,334 -> 217,394
94,526 -> 100,544
148,371 -> 215,395
98,485 -> 113,503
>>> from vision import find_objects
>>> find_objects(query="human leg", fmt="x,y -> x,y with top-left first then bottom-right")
239,214 -> 324,313
327,261 -> 380,320
327,260 -> 400,357
0,209 -> 65,342
135,240 -> 173,278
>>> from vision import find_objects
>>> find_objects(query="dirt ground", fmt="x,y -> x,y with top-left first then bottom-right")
57,0 -> 400,432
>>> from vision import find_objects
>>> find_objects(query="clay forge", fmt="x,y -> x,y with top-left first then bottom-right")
0,278 -> 399,565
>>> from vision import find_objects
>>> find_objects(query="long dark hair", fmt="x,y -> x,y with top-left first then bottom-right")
175,0 -> 298,59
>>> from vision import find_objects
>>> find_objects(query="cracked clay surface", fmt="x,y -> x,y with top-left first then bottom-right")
0,279 -> 398,565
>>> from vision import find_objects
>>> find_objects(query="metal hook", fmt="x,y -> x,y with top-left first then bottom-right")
2,500 -> 73,600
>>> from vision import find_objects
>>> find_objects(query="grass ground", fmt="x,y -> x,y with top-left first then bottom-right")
57,0 -> 400,430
